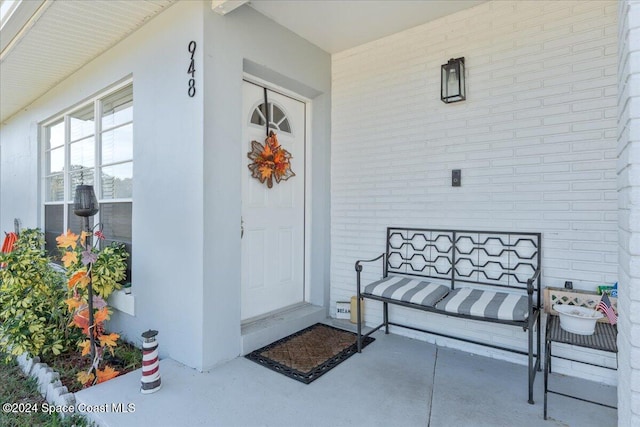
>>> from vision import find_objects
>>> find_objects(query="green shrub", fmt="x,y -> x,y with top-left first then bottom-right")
87,242 -> 128,299
0,229 -> 80,359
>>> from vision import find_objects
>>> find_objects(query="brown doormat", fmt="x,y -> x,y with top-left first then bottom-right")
245,323 -> 375,384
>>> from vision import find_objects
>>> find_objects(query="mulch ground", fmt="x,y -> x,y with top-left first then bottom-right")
41,342 -> 141,393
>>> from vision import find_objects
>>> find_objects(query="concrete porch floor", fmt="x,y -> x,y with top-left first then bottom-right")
75,321 -> 617,427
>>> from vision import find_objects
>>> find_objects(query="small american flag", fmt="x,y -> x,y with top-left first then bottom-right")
597,293 -> 617,325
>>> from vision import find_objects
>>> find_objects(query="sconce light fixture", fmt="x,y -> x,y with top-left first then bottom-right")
441,57 -> 466,103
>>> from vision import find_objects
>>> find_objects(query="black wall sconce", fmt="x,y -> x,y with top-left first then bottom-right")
441,57 -> 466,103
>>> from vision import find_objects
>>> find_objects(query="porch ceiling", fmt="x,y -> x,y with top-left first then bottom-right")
0,0 -> 485,124
248,0 -> 487,54
0,0 -> 176,124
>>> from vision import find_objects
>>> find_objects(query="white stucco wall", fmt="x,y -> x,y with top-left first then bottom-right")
617,1 -> 640,425
0,1 -> 206,369
201,5 -> 331,370
331,0 -> 619,385
0,1 -> 332,372
0,118 -> 39,229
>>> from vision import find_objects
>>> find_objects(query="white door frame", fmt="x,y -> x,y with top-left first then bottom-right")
242,74 -> 313,309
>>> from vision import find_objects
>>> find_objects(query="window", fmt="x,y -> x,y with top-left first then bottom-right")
42,82 -> 133,280
250,102 -> 291,133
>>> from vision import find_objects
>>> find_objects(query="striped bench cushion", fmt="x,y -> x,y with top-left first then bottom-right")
363,276 -> 450,308
435,288 -> 529,322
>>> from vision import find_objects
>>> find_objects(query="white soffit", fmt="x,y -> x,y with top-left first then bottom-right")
1,0 -> 486,123
0,0 -> 175,123
248,0 -> 487,54
212,0 -> 248,16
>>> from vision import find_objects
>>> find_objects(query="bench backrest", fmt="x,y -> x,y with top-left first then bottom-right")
385,227 -> 541,294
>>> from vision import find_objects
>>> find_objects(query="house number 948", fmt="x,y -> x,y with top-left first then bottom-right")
188,41 -> 196,97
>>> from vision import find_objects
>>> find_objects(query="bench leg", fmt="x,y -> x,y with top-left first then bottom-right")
383,302 -> 389,334
357,297 -> 362,353
528,324 -> 534,404
544,336 -> 551,419
537,317 -> 542,371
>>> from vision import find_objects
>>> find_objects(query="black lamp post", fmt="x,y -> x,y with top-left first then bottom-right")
441,57 -> 466,103
73,185 -> 99,370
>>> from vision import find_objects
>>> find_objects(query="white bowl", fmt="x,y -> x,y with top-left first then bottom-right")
553,304 -> 603,335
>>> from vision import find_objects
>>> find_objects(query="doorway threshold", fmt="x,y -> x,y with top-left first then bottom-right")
241,303 -> 326,355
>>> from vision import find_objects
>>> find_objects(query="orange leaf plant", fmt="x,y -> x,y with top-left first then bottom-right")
57,229 -> 123,388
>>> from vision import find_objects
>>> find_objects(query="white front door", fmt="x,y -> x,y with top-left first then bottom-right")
241,81 -> 305,321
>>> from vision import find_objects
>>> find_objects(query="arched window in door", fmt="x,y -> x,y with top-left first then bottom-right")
250,102 -> 292,134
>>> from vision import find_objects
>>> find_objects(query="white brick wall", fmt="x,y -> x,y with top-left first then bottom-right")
331,0 -> 618,384
617,1 -> 640,425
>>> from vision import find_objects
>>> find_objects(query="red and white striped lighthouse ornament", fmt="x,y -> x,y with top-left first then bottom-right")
141,329 -> 162,394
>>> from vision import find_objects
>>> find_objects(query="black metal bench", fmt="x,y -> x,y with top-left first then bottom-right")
355,227 -> 542,404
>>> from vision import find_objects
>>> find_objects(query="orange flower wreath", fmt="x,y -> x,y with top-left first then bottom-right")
247,131 -> 295,188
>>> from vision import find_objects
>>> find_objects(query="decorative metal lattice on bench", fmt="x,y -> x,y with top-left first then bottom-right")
355,227 -> 542,404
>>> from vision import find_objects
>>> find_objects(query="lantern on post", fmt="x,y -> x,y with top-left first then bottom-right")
74,185 -> 99,218
441,57 -> 466,103
73,185 -> 99,369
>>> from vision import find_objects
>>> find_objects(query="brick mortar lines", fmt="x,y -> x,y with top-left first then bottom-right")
331,0 -> 619,385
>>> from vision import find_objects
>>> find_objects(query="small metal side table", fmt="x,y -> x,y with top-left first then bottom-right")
544,315 -> 617,420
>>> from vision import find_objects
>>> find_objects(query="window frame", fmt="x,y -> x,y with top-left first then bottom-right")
249,100 -> 292,134
40,79 -> 133,275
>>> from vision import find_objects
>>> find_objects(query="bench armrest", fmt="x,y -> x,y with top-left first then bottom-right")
355,253 -> 385,273
526,268 -> 541,296
355,253 -> 385,297
526,268 -> 541,330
